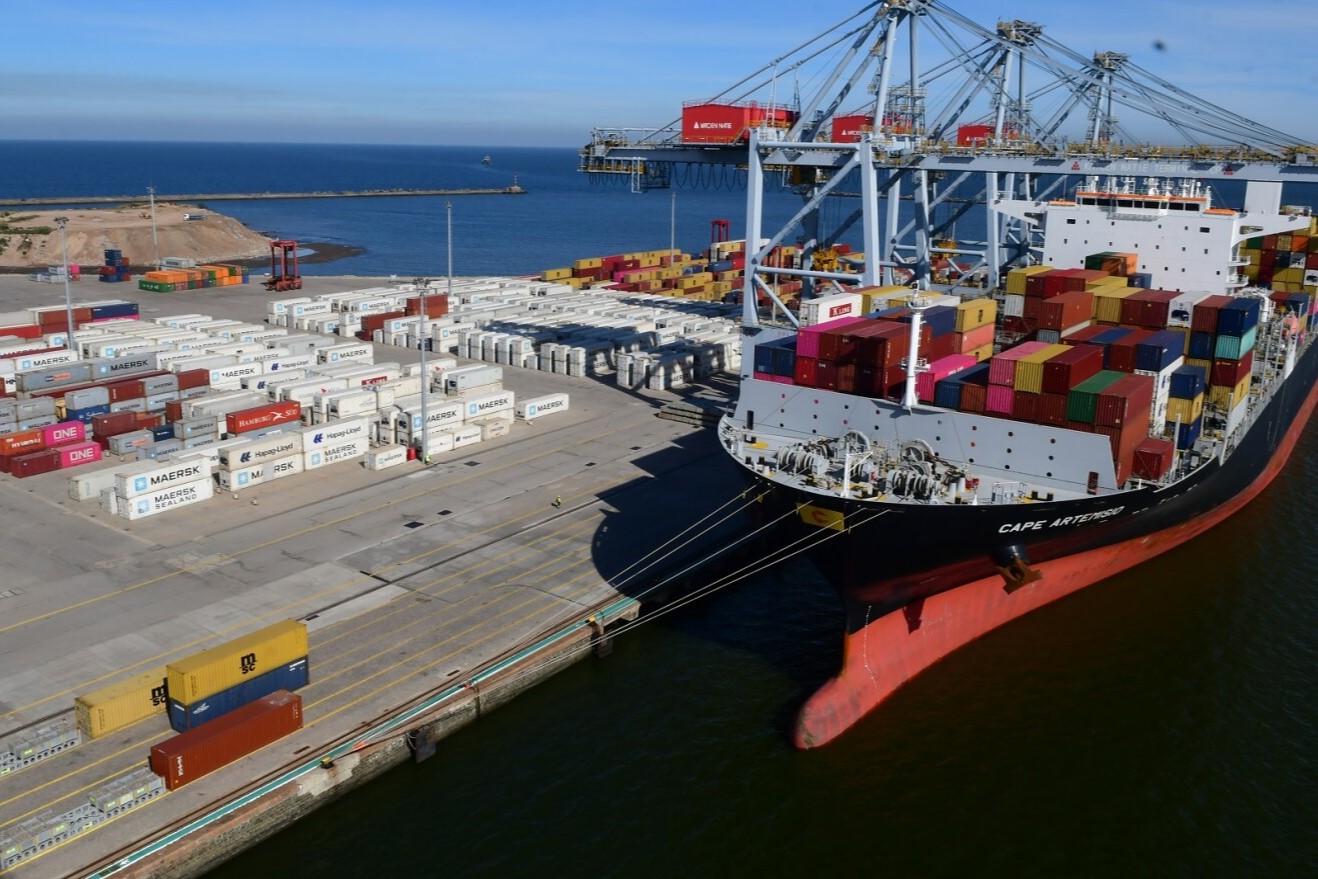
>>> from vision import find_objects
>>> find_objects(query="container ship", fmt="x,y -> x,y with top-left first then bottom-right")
719,176 -> 1318,748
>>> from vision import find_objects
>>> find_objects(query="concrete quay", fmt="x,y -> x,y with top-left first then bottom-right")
0,275 -> 758,878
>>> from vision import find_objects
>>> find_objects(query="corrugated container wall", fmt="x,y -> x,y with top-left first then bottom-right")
166,619 -> 308,705
75,668 -> 169,739
149,691 -> 303,790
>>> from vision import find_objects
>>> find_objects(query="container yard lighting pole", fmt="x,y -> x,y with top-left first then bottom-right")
148,185 -> 160,270
55,216 -> 76,353
670,191 -> 677,258
418,273 -> 429,466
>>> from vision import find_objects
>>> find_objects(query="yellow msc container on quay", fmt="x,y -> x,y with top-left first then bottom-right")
166,619 -> 308,706
75,668 -> 169,739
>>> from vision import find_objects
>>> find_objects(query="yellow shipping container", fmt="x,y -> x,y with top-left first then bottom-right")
75,668 -> 168,740
1277,235 -> 1293,252
1013,344 -> 1069,394
1275,268 -> 1305,284
541,267 -> 572,281
1186,356 -> 1213,373
967,342 -> 995,362
1005,265 -> 1052,295
167,619 -> 308,705
1093,287 -> 1139,323
1087,275 -> 1129,289
1209,376 -> 1251,411
572,257 -> 603,270
954,297 -> 997,332
1166,394 -> 1204,425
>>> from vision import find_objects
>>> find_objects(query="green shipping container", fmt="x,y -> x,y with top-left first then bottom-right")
1066,370 -> 1126,423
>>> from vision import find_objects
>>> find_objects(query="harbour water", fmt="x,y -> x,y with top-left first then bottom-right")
3,142 -> 1316,876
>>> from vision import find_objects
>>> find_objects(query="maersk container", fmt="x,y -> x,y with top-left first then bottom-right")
316,342 -> 374,365
398,399 -> 464,436
75,668 -> 169,740
218,432 -> 302,470
167,620 -> 308,706
416,428 -> 456,455
444,364 -> 502,394
175,354 -> 238,375
268,297 -> 312,315
118,477 -> 214,520
167,657 -> 309,732
69,463 -> 142,501
115,457 -> 215,499
247,346 -> 291,363
461,390 -> 515,421
11,348 -> 78,372
274,334 -> 329,356
140,374 -> 179,395
218,454 -> 303,490
150,690 -> 303,791
209,361 -> 264,390
303,436 -> 369,470
137,439 -> 182,461
515,393 -> 569,421
365,445 -> 409,470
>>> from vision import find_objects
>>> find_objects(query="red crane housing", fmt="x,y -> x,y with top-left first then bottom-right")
263,240 -> 302,292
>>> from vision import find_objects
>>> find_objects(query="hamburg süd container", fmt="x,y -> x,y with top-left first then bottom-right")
167,657 -> 309,732
75,668 -> 169,739
149,690 -> 303,790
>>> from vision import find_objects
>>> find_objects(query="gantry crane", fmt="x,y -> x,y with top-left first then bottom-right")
580,0 -> 1318,328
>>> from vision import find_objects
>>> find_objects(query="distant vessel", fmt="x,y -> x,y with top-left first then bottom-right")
482,155 -> 492,166
721,177 -> 1318,747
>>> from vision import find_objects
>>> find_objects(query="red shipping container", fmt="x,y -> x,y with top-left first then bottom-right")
1211,350 -> 1254,387
1106,329 -> 1153,372
9,448 -> 61,478
150,691 -> 302,791
1095,374 -> 1154,428
1038,289 -> 1094,331
681,101 -> 796,144
1041,345 -> 1104,395
359,310 -> 406,337
1132,437 -> 1175,480
176,368 -> 211,391
1039,392 -> 1069,426
956,124 -> 993,146
57,440 -> 102,468
1011,390 -> 1042,422
0,324 -> 44,340
959,383 -> 987,414
1063,324 -> 1109,345
1190,295 -> 1234,334
0,428 -> 45,456
227,401 -> 303,435
815,360 -> 838,390
793,355 -> 819,387
404,295 -> 449,318
1120,289 -> 1178,328
164,399 -> 186,423
835,363 -> 857,394
1024,270 -> 1055,298
856,323 -> 909,369
40,420 -> 86,448
832,114 -> 874,142
134,412 -> 164,430
105,378 -> 145,404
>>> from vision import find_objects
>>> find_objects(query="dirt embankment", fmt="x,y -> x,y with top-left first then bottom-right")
0,204 -> 273,271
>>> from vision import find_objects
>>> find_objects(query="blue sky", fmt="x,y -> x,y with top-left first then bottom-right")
3,0 -> 1315,146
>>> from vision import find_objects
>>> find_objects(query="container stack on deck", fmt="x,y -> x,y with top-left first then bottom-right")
1240,214 -> 1318,294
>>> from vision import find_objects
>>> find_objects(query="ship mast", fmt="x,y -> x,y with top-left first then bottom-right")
901,291 -> 931,410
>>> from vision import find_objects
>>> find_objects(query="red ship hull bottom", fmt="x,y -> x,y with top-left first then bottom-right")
794,365 -> 1318,749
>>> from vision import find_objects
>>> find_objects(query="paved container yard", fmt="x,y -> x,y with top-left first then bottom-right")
0,272 -> 756,877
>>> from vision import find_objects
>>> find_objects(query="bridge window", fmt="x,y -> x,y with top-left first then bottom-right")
1066,218 -> 1076,224
1200,227 -> 1210,233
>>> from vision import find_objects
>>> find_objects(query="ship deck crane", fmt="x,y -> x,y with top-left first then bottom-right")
579,0 -> 1316,325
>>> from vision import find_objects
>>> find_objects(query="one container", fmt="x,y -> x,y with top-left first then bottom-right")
56,441 -> 102,469
167,657 -> 309,732
75,668 -> 169,739
149,690 -> 303,790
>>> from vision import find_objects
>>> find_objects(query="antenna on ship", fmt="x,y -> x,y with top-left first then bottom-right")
900,287 -> 932,411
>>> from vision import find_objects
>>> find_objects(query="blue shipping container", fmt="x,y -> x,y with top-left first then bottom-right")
1135,329 -> 1185,372
1217,298 -> 1260,336
1176,416 -> 1202,450
167,657 -> 310,732
1188,330 -> 1216,360
1169,365 -> 1207,400
67,404 -> 111,424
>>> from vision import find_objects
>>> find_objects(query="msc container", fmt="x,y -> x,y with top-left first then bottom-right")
226,401 -> 303,435
167,620 -> 308,706
167,657 -> 309,732
149,690 -> 302,790
364,445 -> 409,470
118,477 -> 214,520
514,393 -> 569,421
75,668 -> 169,739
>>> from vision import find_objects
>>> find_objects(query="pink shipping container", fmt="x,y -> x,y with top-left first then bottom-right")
797,316 -> 866,359
40,420 -> 87,448
150,690 -> 302,791
57,440 -> 102,469
986,384 -> 1015,415
987,341 -> 1051,386
916,354 -> 978,402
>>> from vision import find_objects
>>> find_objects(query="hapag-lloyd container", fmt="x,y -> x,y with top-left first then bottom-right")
461,390 -> 515,422
448,424 -> 482,449
261,353 -> 316,373
115,457 -> 215,499
471,416 -> 512,440
118,477 -> 214,520
167,620 -> 308,705
57,441 -> 102,469
75,668 -> 169,739
242,368 -> 307,393
298,416 -> 368,449
149,690 -> 303,790
514,393 -> 569,421
217,433 -> 302,470
218,454 -> 303,490
167,657 -> 309,732
303,436 -> 369,469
